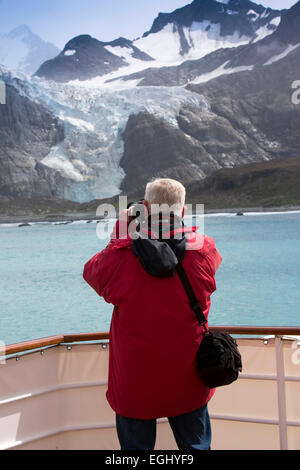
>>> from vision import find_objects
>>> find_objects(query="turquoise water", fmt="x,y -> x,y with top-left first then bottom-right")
0,212 -> 300,345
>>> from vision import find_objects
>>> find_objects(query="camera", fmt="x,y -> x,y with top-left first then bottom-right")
127,200 -> 145,221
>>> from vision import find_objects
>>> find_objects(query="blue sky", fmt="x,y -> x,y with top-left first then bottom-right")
0,0 -> 297,49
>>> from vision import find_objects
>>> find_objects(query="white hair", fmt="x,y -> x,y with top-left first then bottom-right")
144,178 -> 186,218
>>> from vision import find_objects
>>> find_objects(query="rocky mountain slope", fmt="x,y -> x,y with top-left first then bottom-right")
119,102 -> 278,194
185,157 -> 300,209
0,80 -> 67,201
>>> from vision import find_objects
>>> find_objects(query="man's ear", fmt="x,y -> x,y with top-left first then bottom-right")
143,200 -> 150,216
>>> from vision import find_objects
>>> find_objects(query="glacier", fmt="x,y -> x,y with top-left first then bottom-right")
6,71 -> 209,203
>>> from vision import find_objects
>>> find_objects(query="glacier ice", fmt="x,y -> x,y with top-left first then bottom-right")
7,72 -> 209,203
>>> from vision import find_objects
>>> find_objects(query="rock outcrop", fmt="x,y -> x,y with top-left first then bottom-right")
0,82 -> 66,200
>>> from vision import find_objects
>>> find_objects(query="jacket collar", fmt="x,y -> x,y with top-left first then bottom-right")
111,214 -> 199,250
139,214 -> 198,240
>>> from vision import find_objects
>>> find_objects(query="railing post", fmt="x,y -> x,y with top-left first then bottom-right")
275,336 -> 288,450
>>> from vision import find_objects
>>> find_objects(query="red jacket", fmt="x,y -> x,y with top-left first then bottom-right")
83,219 -> 222,419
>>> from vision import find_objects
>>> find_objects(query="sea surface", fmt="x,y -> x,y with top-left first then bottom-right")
1,212 -> 300,345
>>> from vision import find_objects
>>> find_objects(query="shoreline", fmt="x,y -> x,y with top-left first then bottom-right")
1,205 -> 300,225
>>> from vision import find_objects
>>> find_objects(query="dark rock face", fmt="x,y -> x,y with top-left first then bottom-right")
119,107 -> 273,194
0,82 -> 67,199
176,107 -> 252,163
273,1 -> 300,44
120,112 -> 220,193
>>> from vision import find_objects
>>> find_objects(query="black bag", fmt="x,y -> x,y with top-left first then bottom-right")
175,262 -> 242,389
196,331 -> 242,388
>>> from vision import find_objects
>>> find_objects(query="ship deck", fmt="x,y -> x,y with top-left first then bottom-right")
1,326 -> 300,450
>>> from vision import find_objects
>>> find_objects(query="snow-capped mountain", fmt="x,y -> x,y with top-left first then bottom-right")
0,25 -> 60,75
109,1 -> 300,88
35,0 -> 282,83
135,0 -> 282,62
35,35 -> 154,83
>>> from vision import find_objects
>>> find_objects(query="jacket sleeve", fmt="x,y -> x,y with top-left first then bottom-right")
204,236 -> 222,277
83,220 -> 129,305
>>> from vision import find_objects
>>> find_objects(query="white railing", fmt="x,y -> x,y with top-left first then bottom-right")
1,328 -> 300,450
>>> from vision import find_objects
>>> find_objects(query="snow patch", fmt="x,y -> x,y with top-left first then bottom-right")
261,9 -> 270,19
105,45 -> 133,62
253,17 -> 281,43
134,23 -> 183,65
247,10 -> 259,21
189,61 -> 254,85
270,17 -> 281,27
135,22 -> 251,66
64,49 -> 76,56
264,43 -> 300,66
183,22 -> 250,61
59,113 -> 95,131
70,75 -> 144,90
42,148 -> 85,182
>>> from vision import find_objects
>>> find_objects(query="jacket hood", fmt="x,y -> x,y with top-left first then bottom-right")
131,215 -> 187,278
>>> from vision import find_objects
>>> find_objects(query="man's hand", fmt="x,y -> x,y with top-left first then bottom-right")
109,209 -> 129,240
119,208 -> 130,223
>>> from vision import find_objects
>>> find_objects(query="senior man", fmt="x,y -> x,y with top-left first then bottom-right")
83,178 -> 222,450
